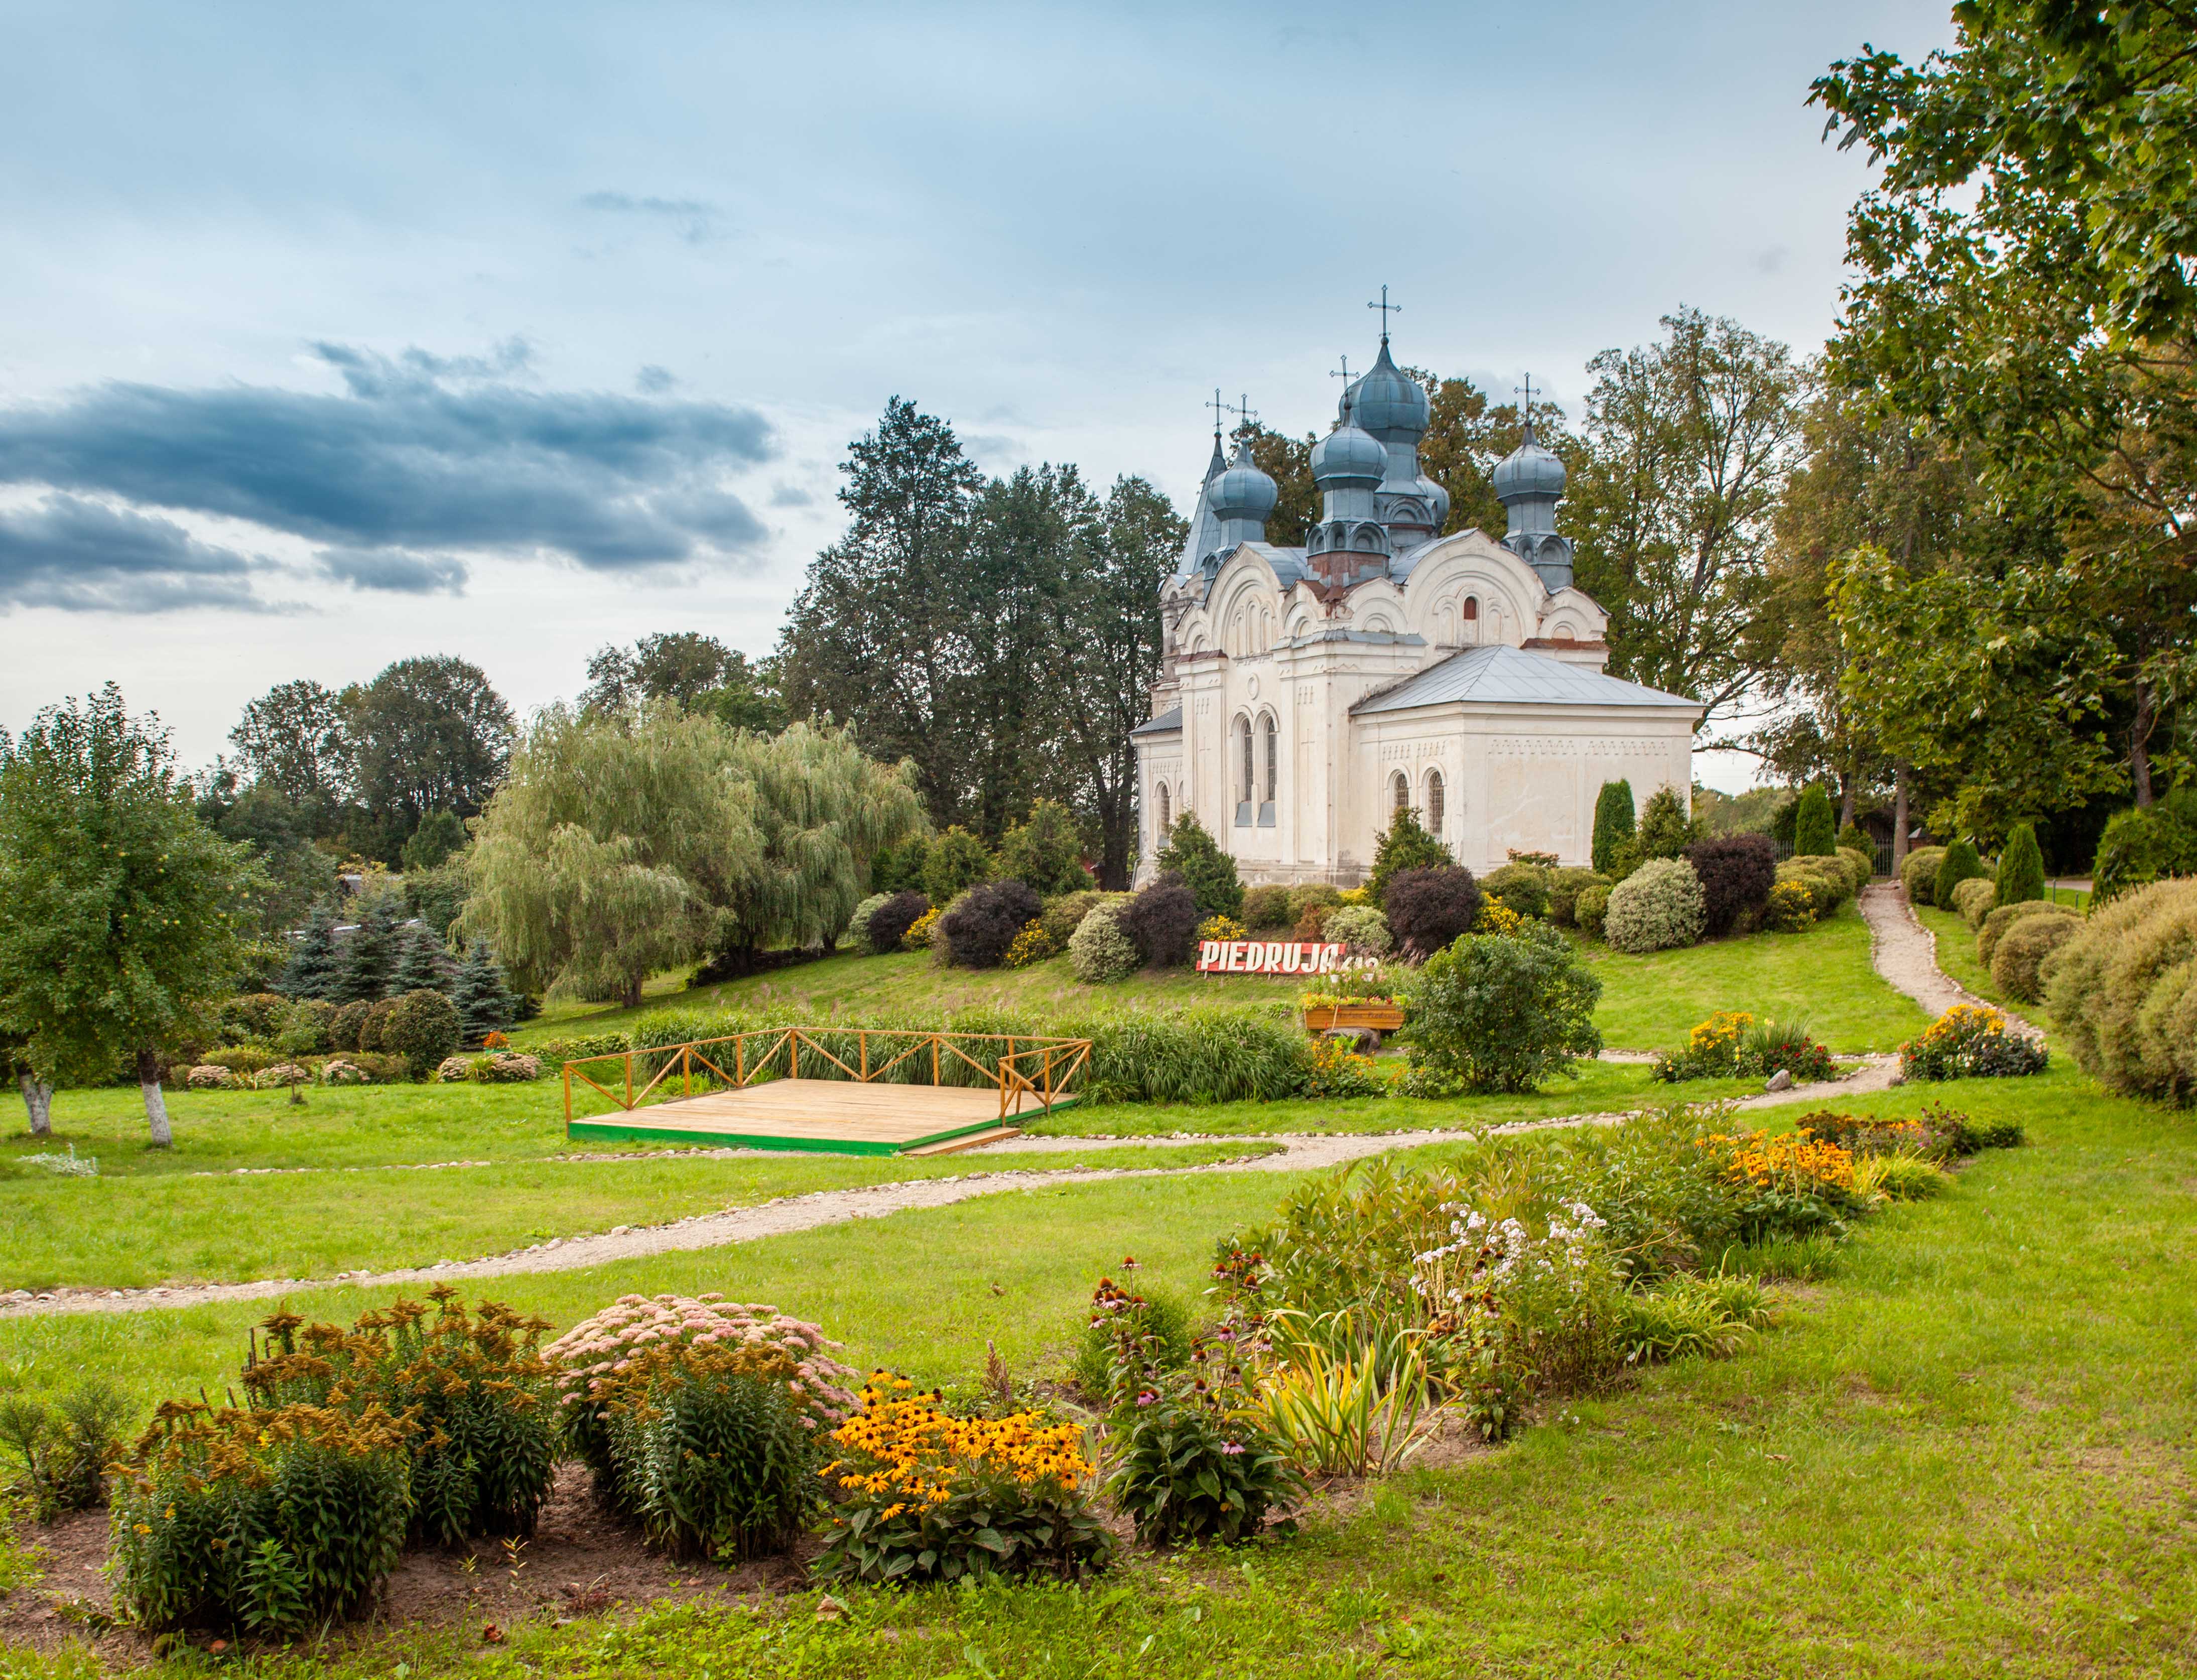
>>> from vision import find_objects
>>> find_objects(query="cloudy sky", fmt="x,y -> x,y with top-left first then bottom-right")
0,1 -> 1955,784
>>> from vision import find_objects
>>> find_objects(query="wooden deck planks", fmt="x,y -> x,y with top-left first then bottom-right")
565,1077 -> 1072,1156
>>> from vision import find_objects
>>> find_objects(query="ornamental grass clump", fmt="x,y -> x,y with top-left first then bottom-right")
110,1399 -> 413,1636
1899,1003 -> 2048,1081
814,1374 -> 1112,1585
1082,1006 -> 1312,1104
546,1295 -> 856,1560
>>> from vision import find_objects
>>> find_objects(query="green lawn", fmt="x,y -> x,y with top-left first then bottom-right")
6,1066 -> 2191,1676
1914,902 -> 2014,1008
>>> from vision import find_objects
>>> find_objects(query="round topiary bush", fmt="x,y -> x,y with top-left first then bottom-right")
1603,858 -> 1706,954
1545,867 -> 1607,928
1838,845 -> 1876,887
1684,833 -> 1775,938
1118,873 -> 1201,969
1040,890 -> 1112,950
1952,875 -> 1999,929
938,880 -> 1044,969
1381,865 -> 1482,960
1478,862 -> 1551,920
1241,884 -> 1295,931
328,999 -> 372,1053
1977,899 -> 2075,970
847,892 -> 891,950
1991,913 -> 2081,1003
383,988 -> 462,1080
1323,903 -> 1393,958
1068,900 -> 1139,983
358,997 -> 402,1054
2043,878 -> 2197,1096
1575,882 -> 1613,939
865,890 -> 931,955
1900,845 -> 1949,904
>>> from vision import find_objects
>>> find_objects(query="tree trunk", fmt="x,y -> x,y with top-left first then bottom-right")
2131,679 -> 2157,808
136,1046 -> 173,1148
624,977 -> 644,1009
1891,765 -> 1910,873
1838,773 -> 1857,833
18,1072 -> 53,1137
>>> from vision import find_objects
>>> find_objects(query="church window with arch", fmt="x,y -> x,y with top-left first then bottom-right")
1391,770 -> 1409,815
1156,781 -> 1171,839
1236,717 -> 1255,826
1259,715 -> 1277,826
1426,767 -> 1445,835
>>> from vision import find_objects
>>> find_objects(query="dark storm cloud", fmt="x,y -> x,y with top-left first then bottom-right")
0,494 -> 274,613
0,343 -> 776,575
317,546 -> 469,595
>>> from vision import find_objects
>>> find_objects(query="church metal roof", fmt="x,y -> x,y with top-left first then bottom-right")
1130,705 -> 1183,736
1350,643 -> 1700,715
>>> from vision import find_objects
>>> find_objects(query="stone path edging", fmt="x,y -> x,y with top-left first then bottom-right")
1857,882 -> 2042,1037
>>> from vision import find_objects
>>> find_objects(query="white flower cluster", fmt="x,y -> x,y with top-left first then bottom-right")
542,1291 -> 858,1430
1413,1200 -> 1609,1308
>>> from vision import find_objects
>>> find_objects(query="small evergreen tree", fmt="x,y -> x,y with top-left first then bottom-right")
921,827 -> 994,904
870,835 -> 931,896
1591,780 -> 1635,875
280,897 -> 343,999
995,799 -> 1089,895
1793,786 -> 1837,856
450,940 -> 519,1042
1366,808 -> 1453,907
1636,787 -> 1695,861
1934,836 -> 1987,908
335,894 -> 401,1004
390,922 -> 453,994
1154,814 -> 1244,920
1994,823 -> 2046,907
400,809 -> 468,873
1835,821 -> 1872,855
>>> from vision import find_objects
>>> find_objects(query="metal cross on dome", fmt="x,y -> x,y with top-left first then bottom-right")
1204,386 -> 1228,442
1515,372 -> 1538,441
1367,285 -> 1401,343
1221,392 -> 1258,438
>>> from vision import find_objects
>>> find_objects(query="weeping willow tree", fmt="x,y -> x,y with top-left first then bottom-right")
459,706 -> 920,1005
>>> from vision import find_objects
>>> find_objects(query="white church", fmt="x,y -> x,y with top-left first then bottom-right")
1131,321 -> 1703,886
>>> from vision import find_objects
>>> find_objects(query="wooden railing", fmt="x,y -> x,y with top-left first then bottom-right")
561,1027 -> 1093,1131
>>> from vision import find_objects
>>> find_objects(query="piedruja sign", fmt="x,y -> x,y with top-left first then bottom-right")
1195,940 -> 1366,975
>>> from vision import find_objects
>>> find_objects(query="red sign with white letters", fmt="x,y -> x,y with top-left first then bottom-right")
1195,940 -> 1357,975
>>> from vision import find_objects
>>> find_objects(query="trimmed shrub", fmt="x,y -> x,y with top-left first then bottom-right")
357,997 -> 400,1054
1765,879 -> 1816,932
1287,883 -> 1342,932
1402,922 -> 1602,1093
1995,822 -> 2046,908
1119,873 -> 1201,968
198,1045 -> 277,1076
1603,858 -> 1705,954
995,799 -> 1088,897
1952,875 -> 1999,929
866,891 -> 932,955
1839,845 -> 1875,887
383,988 -> 462,1081
1546,867 -> 1607,927
1901,845 -> 1949,904
1575,883 -> 1613,939
1479,862 -> 1551,920
923,826 -> 995,904
328,999 -> 372,1054
1040,890 -> 1112,949
1241,884 -> 1295,931
1324,903 -> 1393,958
1067,900 -> 1139,983
1155,814 -> 1244,920
1636,787 -> 1695,862
1978,899 -> 2075,969
847,892 -> 891,950
2090,788 -> 2197,906
1366,807 -> 1453,907
1992,912 -> 2081,1002
902,907 -> 941,950
1778,856 -> 1853,916
1933,838 -> 1987,911
1792,786 -> 1836,856
1382,866 -> 1482,959
938,880 -> 1044,970
217,992 -> 293,1047
1592,779 -> 1635,876
1836,822 -> 1872,854
1684,833 -> 1775,938
2043,877 -> 2197,1098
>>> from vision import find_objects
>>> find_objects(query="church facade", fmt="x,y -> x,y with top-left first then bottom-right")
1131,329 -> 1703,886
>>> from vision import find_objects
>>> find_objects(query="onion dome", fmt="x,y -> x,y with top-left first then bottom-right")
1493,423 -> 1567,501
1209,438 -> 1278,523
1345,339 -> 1429,438
1311,420 -> 1388,488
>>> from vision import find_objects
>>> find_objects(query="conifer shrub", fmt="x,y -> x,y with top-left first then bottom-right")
938,880 -> 1044,969
1792,786 -> 1837,856
1241,883 -> 1295,931
1478,862 -> 1551,920
1323,903 -> 1393,957
2090,788 -> 2197,905
279,899 -> 343,1000
1952,875 -> 1999,928
1401,922 -> 1602,1093
328,999 -> 372,1053
1933,838 -> 1987,910
1994,822 -> 2046,908
1575,883 -> 1613,939
1546,867 -> 1607,927
389,924 -> 453,995
1978,899 -> 2075,969
1901,845 -> 1949,904
1991,913 -> 2081,1002
1382,866 -> 1482,959
1366,807 -> 1453,906
1592,779 -> 1635,875
383,988 -> 462,1080
2042,878 -> 2197,1098
847,892 -> 891,950
1067,900 -> 1139,983
1635,787 -> 1695,861
865,891 -> 932,955
922,826 -> 995,905
449,941 -> 519,1043
995,799 -> 1089,896
1119,873 -> 1201,968
1603,858 -> 1706,953
1156,814 -> 1244,920
1684,833 -> 1776,938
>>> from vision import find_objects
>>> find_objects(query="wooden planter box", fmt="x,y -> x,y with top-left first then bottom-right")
1303,1003 -> 1406,1035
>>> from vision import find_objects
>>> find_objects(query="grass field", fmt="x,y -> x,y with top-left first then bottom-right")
1914,902 -> 2016,1009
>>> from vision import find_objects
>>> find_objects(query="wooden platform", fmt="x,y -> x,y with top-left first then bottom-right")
565,1078 -> 1076,1156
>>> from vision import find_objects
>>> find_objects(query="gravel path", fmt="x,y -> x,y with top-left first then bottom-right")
0,900 -> 1952,1322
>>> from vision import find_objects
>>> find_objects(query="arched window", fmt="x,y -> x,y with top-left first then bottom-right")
1259,715 -> 1278,826
1462,596 -> 1480,644
1156,782 -> 1171,837
1236,717 -> 1254,826
1426,768 -> 1445,835
1391,770 -> 1409,815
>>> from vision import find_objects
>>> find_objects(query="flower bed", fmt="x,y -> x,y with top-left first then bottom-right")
1651,1010 -> 1838,1085
1899,1004 -> 2048,1081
